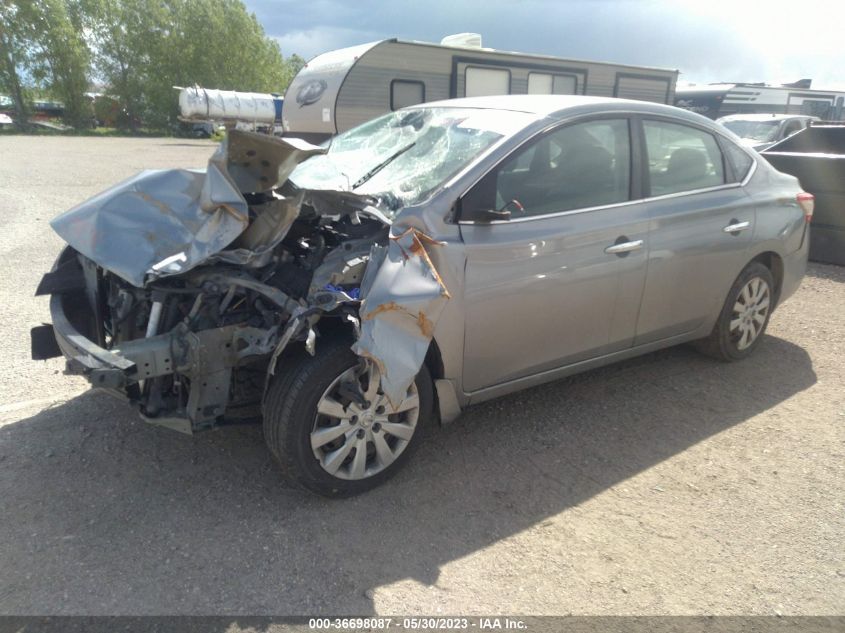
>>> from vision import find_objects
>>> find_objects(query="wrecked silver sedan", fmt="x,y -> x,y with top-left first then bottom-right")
32,96 -> 810,496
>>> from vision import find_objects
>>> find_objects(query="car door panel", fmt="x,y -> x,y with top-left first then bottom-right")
634,117 -> 755,345
460,206 -> 649,392
634,189 -> 755,344
459,116 -> 649,393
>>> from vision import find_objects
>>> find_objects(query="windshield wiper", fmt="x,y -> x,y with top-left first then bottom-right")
352,142 -> 416,189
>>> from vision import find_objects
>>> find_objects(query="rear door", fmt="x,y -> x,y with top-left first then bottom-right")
459,117 -> 650,392
634,117 -> 755,345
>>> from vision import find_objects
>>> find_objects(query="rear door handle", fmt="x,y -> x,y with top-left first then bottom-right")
605,239 -> 644,255
723,220 -> 751,234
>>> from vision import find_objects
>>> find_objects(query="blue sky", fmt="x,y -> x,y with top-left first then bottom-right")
244,0 -> 844,90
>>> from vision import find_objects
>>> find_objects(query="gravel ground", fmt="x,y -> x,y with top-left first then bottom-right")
0,135 -> 842,616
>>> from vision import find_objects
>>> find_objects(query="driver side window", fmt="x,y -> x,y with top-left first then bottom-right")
495,119 -> 631,217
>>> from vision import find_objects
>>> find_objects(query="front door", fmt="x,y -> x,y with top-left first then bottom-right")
459,117 -> 649,392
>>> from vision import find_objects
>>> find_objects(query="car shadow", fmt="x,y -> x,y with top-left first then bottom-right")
0,336 -> 816,617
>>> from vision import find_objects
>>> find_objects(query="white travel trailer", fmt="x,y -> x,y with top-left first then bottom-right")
675,83 -> 845,121
282,36 -> 679,142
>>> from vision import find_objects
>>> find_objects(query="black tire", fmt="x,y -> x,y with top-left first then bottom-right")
263,336 -> 433,497
695,261 -> 775,362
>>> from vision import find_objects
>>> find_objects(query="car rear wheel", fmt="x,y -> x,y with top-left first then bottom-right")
263,336 -> 433,497
696,262 -> 775,362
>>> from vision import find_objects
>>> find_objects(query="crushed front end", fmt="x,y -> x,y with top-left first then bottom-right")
31,130 -> 449,434
36,204 -> 387,433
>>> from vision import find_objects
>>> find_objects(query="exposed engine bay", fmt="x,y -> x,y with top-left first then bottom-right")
34,130 -> 449,434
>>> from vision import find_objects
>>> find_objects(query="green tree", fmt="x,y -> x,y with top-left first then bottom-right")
0,0 -> 91,129
0,0 -> 37,128
82,0 -> 299,130
80,0 -> 167,129
29,0 -> 91,127
281,53 -> 305,90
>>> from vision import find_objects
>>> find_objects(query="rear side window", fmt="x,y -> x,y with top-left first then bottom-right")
723,141 -> 754,183
644,120 -> 725,196
493,118 -> 631,216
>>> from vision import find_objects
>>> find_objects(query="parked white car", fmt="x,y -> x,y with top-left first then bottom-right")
717,114 -> 818,151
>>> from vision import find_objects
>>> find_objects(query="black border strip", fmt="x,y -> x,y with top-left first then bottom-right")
1,616 -> 842,633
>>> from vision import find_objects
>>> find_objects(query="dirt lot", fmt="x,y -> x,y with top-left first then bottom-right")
0,135 -> 842,616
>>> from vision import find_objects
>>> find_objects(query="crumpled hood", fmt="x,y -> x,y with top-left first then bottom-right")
50,131 -> 326,287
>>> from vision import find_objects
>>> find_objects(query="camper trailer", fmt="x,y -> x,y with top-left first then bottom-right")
675,83 -> 845,121
282,35 -> 679,142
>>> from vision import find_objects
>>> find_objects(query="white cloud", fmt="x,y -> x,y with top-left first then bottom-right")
249,0 -> 845,90
274,26 -> 384,61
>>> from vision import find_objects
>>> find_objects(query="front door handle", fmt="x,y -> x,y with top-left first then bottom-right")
723,220 -> 751,234
605,239 -> 644,255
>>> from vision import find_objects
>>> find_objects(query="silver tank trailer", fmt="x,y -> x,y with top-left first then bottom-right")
177,86 -> 281,123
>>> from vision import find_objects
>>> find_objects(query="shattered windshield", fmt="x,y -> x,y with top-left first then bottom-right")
289,107 -> 536,209
722,120 -> 780,142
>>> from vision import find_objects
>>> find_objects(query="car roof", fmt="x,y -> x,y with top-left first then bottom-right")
420,94 -> 700,121
717,113 -> 815,122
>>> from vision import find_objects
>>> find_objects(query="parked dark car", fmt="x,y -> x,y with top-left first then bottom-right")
762,123 -> 845,265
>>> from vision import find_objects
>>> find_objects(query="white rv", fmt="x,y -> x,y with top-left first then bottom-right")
282,36 -> 679,142
675,83 -> 845,121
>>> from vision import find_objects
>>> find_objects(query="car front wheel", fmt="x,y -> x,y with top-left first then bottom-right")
696,261 -> 775,361
263,336 -> 433,497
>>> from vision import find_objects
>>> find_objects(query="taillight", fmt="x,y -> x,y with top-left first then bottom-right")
797,192 -> 814,222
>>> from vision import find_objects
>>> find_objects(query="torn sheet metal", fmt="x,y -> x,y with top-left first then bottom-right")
352,227 -> 451,407
208,191 -> 304,268
50,131 -> 326,287
218,130 -> 325,193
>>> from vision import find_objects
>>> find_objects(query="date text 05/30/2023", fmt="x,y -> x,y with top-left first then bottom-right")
309,617 -> 528,630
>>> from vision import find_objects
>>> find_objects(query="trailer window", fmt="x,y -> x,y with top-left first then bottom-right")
527,73 -> 577,95
391,80 -> 426,110
615,75 -> 670,104
799,100 -> 831,118
465,67 -> 510,97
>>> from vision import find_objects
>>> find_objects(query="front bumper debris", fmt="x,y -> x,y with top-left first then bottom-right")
37,277 -> 280,433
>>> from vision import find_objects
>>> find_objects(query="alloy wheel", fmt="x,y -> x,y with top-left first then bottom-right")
730,276 -> 771,351
310,363 -> 420,480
